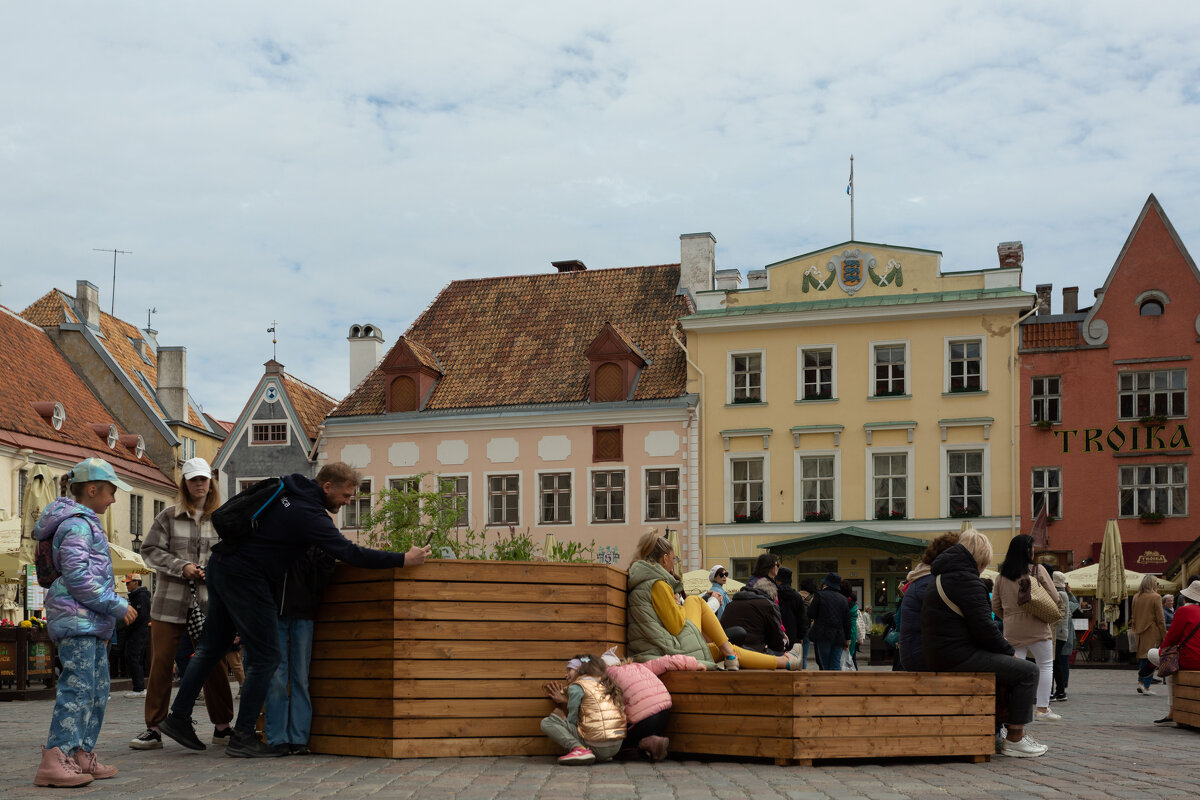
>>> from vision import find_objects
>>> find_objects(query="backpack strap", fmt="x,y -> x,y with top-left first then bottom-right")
935,575 -> 964,618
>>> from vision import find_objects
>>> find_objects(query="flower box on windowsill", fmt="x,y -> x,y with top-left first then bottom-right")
804,511 -> 833,522
1139,512 -> 1165,524
1139,415 -> 1168,426
875,510 -> 907,521
948,385 -> 982,394
873,389 -> 907,398
731,396 -> 763,405
948,507 -> 979,519
733,514 -> 764,524
803,391 -> 833,402
1033,420 -> 1053,430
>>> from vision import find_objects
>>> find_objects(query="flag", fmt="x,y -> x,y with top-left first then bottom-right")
846,174 -> 852,195
1030,501 -> 1049,549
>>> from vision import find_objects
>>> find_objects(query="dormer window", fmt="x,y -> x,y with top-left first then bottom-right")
585,323 -> 648,404
380,337 -> 442,413
33,401 -> 66,431
1140,300 -> 1164,316
389,375 -> 417,412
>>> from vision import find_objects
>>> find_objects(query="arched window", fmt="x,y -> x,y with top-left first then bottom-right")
388,375 -> 417,412
1140,300 -> 1164,317
595,362 -> 625,402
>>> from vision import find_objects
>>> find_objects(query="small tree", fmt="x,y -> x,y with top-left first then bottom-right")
358,474 -> 476,557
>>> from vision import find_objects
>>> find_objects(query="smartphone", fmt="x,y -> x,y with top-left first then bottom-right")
424,530 -> 436,546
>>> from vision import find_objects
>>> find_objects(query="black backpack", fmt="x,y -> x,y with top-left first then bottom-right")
34,512 -> 86,588
211,478 -> 286,543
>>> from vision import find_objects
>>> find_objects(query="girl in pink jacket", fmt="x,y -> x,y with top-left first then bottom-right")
601,648 -> 704,761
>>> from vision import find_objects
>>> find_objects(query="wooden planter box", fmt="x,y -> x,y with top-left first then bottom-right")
309,559 -> 627,758
662,670 -> 995,765
0,627 -> 57,701
1173,670 -> 1200,729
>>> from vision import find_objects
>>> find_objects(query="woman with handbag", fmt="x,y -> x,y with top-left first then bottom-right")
1130,573 -> 1167,695
129,458 -> 234,750
992,535 -> 1064,722
1147,580 -> 1200,725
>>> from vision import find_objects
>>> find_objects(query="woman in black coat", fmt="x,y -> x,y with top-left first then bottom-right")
720,581 -> 786,654
921,530 -> 1045,758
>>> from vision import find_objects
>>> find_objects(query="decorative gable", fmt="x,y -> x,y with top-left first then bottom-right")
381,337 -> 443,413
585,322 -> 648,403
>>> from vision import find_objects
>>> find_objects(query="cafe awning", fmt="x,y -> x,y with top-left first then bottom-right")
759,526 -> 930,557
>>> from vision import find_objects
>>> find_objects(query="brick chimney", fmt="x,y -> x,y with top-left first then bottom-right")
1063,286 -> 1079,315
552,260 -> 587,273
347,323 -> 384,389
679,232 -> 716,298
1035,284 -> 1052,316
156,346 -> 188,422
74,280 -> 101,330
997,241 -> 1024,269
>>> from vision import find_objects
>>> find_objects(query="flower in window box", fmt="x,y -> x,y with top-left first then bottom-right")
1033,419 -> 1053,430
1139,415 -> 1168,426
733,512 -> 763,524
804,510 -> 832,522
948,506 -> 978,519
875,388 -> 906,398
806,389 -> 832,401
948,381 -> 979,394
875,510 -> 906,521
1139,511 -> 1165,523
732,395 -> 762,405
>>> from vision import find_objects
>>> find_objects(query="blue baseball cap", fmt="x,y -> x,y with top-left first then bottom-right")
68,458 -> 132,492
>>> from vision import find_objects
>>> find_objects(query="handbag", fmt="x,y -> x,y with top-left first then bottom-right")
186,581 -> 206,643
1156,618 -> 1200,678
1021,568 -> 1064,624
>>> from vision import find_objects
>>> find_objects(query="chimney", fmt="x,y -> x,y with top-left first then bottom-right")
1035,284 -> 1052,316
1063,286 -> 1079,315
347,323 -> 385,389
264,359 -> 284,376
551,260 -> 587,273
746,269 -> 768,289
679,232 -> 716,298
155,346 -> 188,422
74,280 -> 101,330
997,241 -> 1024,269
714,269 -> 742,291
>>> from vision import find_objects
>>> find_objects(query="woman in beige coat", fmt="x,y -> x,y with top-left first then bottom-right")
1130,574 -> 1166,694
993,534 -> 1062,722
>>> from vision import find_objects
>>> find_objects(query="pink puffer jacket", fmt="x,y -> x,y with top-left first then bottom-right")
606,654 -> 701,724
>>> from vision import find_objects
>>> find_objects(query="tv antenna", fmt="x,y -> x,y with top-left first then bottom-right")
146,307 -> 157,330
93,248 -> 132,316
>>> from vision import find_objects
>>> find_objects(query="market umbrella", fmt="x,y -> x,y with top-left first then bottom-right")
1097,519 -> 1126,623
1061,563 -> 1176,594
109,541 -> 154,577
681,568 -> 745,598
19,464 -> 57,566
0,520 -> 25,583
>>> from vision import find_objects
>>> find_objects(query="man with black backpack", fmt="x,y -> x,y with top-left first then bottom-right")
157,462 -> 430,758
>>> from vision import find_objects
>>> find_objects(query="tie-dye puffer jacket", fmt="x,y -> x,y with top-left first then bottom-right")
33,497 -> 129,642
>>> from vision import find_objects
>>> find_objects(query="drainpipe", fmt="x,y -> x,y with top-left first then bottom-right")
671,328 -> 704,571
1009,305 -> 1039,539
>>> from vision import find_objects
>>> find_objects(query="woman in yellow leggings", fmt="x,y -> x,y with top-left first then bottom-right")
627,533 -> 800,670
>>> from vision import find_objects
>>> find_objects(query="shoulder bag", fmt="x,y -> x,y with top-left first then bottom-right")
186,581 -> 206,644
1021,567 -> 1064,624
1156,618 -> 1200,679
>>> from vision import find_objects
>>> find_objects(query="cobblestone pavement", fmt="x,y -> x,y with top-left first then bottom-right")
1,666 -> 1195,799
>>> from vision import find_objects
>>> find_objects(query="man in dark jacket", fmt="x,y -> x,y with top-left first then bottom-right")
720,582 -> 786,654
774,568 -> 809,656
807,572 -> 851,671
159,462 -> 430,758
122,575 -> 152,697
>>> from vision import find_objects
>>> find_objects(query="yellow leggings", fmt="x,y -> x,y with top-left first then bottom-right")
681,595 -> 783,670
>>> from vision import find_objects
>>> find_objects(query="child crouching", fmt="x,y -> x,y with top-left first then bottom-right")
601,647 -> 704,761
541,654 -> 626,765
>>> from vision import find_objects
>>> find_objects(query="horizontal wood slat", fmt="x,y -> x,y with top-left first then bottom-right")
318,600 -> 624,625
313,620 -> 625,643
312,697 -> 555,719
334,560 -> 626,588
322,580 -> 626,608
1175,670 -> 1200,688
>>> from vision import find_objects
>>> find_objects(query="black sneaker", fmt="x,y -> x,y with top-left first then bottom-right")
212,727 -> 233,745
289,743 -> 312,755
226,729 -> 285,758
129,728 -> 163,750
272,743 -> 292,756
159,713 -> 206,751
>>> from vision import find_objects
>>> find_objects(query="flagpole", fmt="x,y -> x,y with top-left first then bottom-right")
849,154 -> 855,242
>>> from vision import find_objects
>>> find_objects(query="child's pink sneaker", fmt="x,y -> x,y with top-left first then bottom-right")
558,746 -> 595,765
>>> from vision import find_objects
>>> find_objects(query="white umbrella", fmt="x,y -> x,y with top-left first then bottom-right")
1097,520 -> 1126,623
0,520 -> 25,583
109,541 -> 154,577
1061,563 -> 1176,594
682,568 -> 745,597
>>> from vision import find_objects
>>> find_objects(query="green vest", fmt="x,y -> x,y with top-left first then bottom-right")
626,559 -> 717,668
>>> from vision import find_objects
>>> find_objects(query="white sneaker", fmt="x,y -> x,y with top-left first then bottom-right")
1034,709 -> 1061,722
124,690 -> 146,699
1002,736 -> 1048,757
722,655 -> 739,671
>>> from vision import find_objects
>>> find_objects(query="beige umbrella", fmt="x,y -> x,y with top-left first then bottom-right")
20,464 -> 57,566
0,520 -> 25,583
682,568 -> 745,597
1097,519 -> 1126,623
1061,563 -> 1175,594
109,541 -> 154,576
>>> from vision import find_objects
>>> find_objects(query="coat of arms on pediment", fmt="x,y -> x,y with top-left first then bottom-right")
830,248 -> 874,295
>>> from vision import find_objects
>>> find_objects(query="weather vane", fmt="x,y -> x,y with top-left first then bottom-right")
267,320 -> 278,360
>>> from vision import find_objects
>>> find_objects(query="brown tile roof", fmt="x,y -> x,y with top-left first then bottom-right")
0,304 -> 159,472
331,264 -> 693,416
280,373 -> 337,441
1021,320 -> 1084,350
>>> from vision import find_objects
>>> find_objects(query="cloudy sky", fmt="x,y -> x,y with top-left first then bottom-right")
4,3 -> 1200,420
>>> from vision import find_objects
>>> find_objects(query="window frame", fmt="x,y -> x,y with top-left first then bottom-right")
869,339 -> 909,398
341,478 -> 373,529
795,449 -> 840,521
725,451 -> 768,523
1118,463 -> 1187,518
797,344 -> 837,401
536,469 -> 574,526
941,445 -> 989,518
644,466 -> 681,523
249,421 -> 290,446
129,494 -> 144,541
944,336 -> 986,393
485,471 -> 521,527
436,474 -> 470,528
1031,375 -> 1062,424
865,447 -> 913,520
727,349 -> 766,404
588,467 -> 628,525
1031,466 -> 1062,520
1117,368 -> 1187,420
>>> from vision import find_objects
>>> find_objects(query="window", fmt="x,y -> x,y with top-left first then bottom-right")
730,352 -> 763,403
342,480 -> 372,528
873,453 -> 907,519
799,456 -> 835,520
593,426 -> 622,462
1032,376 -> 1061,424
388,477 -> 421,494
438,476 -> 469,527
488,474 -> 520,525
181,436 -> 197,461
731,457 -> 764,522
730,558 -> 756,582
1031,467 -> 1061,519
153,499 -> 166,518
595,362 -> 625,402
872,343 -> 906,396
1119,464 -> 1187,517
539,473 -> 572,524
645,468 -> 680,521
1140,300 -> 1164,316
800,347 -> 834,400
250,422 -> 288,444
237,478 -> 266,493
388,375 -> 417,412
1118,369 -> 1186,419
591,470 -> 625,523
947,339 -> 982,392
129,495 -> 144,540
947,450 -> 984,517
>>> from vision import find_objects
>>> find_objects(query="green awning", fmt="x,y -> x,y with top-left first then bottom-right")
759,526 -> 929,557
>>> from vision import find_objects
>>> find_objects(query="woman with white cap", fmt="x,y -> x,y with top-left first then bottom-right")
706,565 -> 731,619
1147,579 -> 1200,726
129,457 -> 235,751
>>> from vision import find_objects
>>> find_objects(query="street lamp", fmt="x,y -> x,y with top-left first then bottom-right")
131,530 -> 142,554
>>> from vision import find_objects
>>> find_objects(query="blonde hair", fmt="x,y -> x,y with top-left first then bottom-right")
635,531 -> 673,563
177,475 -> 221,520
957,529 -> 993,572
1138,573 -> 1158,595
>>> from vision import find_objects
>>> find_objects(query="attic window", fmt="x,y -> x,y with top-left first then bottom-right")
1140,300 -> 1164,317
595,363 -> 625,402
388,376 -> 417,413
33,401 -> 66,430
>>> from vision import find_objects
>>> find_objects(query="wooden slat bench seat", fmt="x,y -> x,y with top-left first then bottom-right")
1173,670 -> 1200,728
661,670 -> 996,766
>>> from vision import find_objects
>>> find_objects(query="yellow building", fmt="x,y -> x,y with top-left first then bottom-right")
679,235 -> 1035,614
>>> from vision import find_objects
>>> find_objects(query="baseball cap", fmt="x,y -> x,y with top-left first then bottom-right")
181,457 -> 212,481
68,458 -> 132,492
123,574 -> 141,584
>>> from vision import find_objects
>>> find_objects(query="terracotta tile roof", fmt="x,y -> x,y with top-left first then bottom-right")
0,304 -> 159,471
331,264 -> 693,416
1020,320 -> 1084,350
280,373 -> 337,441
405,338 -> 443,373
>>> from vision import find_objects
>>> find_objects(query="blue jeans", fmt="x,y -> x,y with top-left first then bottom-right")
813,640 -> 844,671
47,636 -> 110,754
171,552 -> 282,733
264,618 -> 315,747
1138,658 -> 1154,689
801,637 -> 810,670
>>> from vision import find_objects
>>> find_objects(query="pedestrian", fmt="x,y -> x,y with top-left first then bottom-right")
131,457 -> 234,751
541,654 -> 627,765
744,553 -> 779,589
1131,573 -> 1166,695
600,648 -> 703,761
1162,594 -> 1175,628
841,582 -> 861,670
798,578 -> 818,668
121,574 -> 152,698
720,580 -> 787,654
705,565 -> 732,619
807,573 -> 852,671
775,568 -> 810,666
1050,571 -> 1079,702
32,458 -> 137,787
265,545 -> 336,755
156,462 -> 431,758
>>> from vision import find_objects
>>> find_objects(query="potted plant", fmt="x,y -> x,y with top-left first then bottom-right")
1139,414 -> 1168,426
1033,419 -> 1053,430
1139,511 -> 1165,524
734,511 -> 764,524
949,506 -> 979,519
804,510 -> 832,522
875,509 -> 906,521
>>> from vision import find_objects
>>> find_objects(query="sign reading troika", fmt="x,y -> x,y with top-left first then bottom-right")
1052,422 -> 1190,454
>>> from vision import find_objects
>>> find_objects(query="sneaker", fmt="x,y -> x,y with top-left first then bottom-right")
34,746 -> 93,787
226,729 -> 285,758
1034,709 -> 1062,722
289,744 -> 312,755
71,750 -> 118,779
1002,736 -> 1048,758
271,743 -> 292,756
129,728 -> 163,750
1153,716 -> 1175,726
212,727 -> 233,745
159,713 -> 206,751
557,746 -> 595,765
1140,686 -> 1157,696
124,690 -> 147,699
637,735 -> 669,762
1054,693 -> 1068,702
722,654 -> 740,671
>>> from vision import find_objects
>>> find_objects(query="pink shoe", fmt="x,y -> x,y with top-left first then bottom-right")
558,746 -> 596,765
34,747 -> 94,788
637,735 -> 670,762
73,749 -> 119,779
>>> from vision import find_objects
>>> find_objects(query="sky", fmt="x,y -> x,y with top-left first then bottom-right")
4,2 -> 1200,420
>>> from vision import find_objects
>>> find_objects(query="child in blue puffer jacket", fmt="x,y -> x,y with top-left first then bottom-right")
31,459 -> 137,788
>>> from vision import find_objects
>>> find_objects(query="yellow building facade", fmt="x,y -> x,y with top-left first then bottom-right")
680,236 -> 1034,616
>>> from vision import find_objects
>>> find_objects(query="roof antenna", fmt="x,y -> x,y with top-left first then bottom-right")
146,307 -> 157,331
93,248 -> 132,316
267,320 -> 278,360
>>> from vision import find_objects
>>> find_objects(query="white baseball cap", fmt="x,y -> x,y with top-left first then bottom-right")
180,457 -> 213,481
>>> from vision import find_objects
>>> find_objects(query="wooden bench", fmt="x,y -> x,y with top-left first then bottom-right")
661,670 -> 996,765
1173,670 -> 1200,728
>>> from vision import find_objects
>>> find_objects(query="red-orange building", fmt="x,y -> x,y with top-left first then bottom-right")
1019,195 -> 1199,574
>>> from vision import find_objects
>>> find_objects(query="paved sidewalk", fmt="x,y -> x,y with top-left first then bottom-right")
0,667 -> 1195,799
